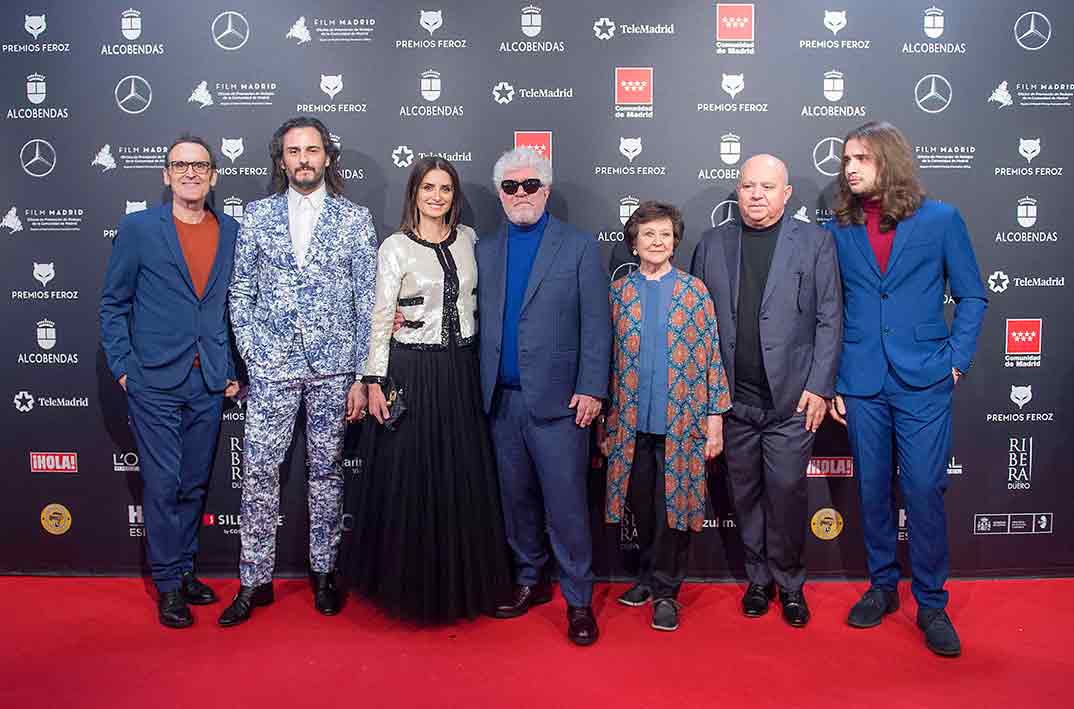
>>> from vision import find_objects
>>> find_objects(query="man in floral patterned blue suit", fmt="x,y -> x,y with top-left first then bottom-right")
219,117 -> 378,626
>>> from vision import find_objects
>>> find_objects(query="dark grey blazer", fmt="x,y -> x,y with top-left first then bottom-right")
476,214 -> 611,420
690,217 -> 843,419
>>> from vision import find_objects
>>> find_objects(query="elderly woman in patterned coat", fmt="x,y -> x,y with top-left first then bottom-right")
597,201 -> 731,632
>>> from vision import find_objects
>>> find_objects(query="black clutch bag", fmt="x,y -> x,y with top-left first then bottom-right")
381,377 -> 408,432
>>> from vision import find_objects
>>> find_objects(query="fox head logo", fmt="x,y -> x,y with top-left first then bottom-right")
1019,138 -> 1041,163
221,138 -> 244,163
125,200 -> 148,214
618,137 -> 642,163
25,14 -> 46,39
1010,385 -> 1032,410
721,73 -> 744,99
419,10 -> 443,35
320,74 -> 343,100
33,262 -> 55,287
824,10 -> 847,35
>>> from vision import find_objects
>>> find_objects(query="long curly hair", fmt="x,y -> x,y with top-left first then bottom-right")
833,121 -> 925,232
267,116 -> 345,196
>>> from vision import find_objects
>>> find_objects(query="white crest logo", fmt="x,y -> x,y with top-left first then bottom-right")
1019,138 -> 1040,163
188,80 -> 214,108
988,80 -> 1013,108
793,206 -> 811,223
223,196 -> 244,223
720,133 -> 741,165
923,7 -> 944,38
988,270 -> 1010,293
13,391 -> 34,413
330,133 -> 342,151
2,206 -> 23,234
493,81 -> 515,104
619,196 -> 640,226
710,200 -> 740,228
1017,196 -> 1037,227
1014,11 -> 1051,51
33,262 -> 54,286
320,74 -> 343,100
721,73 -> 744,99
221,138 -> 244,163
286,16 -> 311,44
392,145 -> 414,168
521,6 -> 542,37
92,144 -> 117,172
115,75 -> 152,114
20,138 -> 56,178
1010,385 -> 1032,410
212,11 -> 250,51
121,8 -> 142,41
420,10 -> 443,35
25,14 -> 46,39
36,319 -> 56,350
915,74 -> 952,113
813,137 -> 844,177
125,200 -> 147,214
619,137 -> 642,163
823,10 -> 847,35
421,70 -> 441,101
26,73 -> 46,105
594,17 -> 615,40
823,70 -> 844,102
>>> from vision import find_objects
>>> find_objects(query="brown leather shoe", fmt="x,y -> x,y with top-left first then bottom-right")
493,582 -> 553,619
567,605 -> 599,646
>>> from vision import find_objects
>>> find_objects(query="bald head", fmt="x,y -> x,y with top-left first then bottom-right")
737,154 -> 792,228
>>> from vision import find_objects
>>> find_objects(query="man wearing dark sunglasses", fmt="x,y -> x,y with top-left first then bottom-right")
100,135 -> 240,628
477,148 -> 612,646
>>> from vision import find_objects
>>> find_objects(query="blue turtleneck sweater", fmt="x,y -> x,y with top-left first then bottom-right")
498,211 -> 549,388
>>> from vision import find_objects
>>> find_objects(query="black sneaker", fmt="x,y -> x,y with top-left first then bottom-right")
651,598 -> 680,632
917,608 -> 961,657
847,587 -> 899,628
617,583 -> 652,607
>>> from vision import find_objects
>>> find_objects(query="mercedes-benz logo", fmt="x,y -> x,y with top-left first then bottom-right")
611,261 -> 638,281
212,10 -> 250,51
1014,11 -> 1051,51
710,200 -> 740,228
114,75 -> 152,114
20,138 -> 56,178
914,74 -> 952,114
812,137 -> 844,177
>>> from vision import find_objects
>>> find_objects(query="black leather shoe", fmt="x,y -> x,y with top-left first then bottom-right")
179,572 -> 217,605
742,583 -> 774,617
651,598 -> 680,632
311,572 -> 341,616
567,605 -> 599,646
918,608 -> 961,657
617,583 -> 652,607
847,587 -> 899,628
779,588 -> 811,628
158,590 -> 193,629
217,583 -> 274,627
493,582 -> 553,619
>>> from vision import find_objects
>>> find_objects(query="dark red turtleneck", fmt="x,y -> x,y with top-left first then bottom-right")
863,198 -> 895,273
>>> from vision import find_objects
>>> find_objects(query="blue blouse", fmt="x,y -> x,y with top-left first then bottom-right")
636,269 -> 676,435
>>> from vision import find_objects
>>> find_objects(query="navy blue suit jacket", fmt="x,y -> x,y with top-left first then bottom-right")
825,199 -> 987,396
100,201 -> 238,391
476,215 -> 611,419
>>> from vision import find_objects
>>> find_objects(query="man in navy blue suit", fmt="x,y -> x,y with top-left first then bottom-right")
826,122 -> 987,656
477,147 -> 611,645
100,135 -> 239,628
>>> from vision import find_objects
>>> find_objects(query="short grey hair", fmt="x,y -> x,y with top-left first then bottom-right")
492,147 -> 553,187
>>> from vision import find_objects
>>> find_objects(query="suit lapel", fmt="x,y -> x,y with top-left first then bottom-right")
160,204 -> 197,298
521,215 -> 566,313
490,223 -> 509,329
760,218 -> 797,309
200,203 -> 227,300
882,209 -> 920,277
849,223 -> 882,279
274,194 -> 299,271
301,194 -> 336,269
721,225 -> 741,317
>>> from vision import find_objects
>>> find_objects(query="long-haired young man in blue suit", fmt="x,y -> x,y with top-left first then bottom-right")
826,121 -> 987,657
100,135 -> 240,628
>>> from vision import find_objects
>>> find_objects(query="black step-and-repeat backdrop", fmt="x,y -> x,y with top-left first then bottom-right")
3,1 -> 1072,580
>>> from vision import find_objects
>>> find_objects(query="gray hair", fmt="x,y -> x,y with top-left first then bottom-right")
492,147 -> 553,187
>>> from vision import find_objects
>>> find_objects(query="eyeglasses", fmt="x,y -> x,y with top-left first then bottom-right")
167,160 -> 213,175
500,178 -> 543,195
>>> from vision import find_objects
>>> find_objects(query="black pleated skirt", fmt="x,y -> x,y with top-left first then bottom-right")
342,342 -> 512,624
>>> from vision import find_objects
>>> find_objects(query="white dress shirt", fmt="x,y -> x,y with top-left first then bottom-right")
287,182 -> 326,266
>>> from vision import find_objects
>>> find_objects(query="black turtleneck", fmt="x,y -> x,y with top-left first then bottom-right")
734,216 -> 783,410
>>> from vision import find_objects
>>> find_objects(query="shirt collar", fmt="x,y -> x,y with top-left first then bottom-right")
288,182 -> 327,212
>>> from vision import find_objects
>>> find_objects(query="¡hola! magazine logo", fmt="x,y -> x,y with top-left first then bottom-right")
30,451 -> 77,473
1004,318 -> 1041,368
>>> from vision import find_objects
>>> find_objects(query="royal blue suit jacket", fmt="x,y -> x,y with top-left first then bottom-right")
100,201 -> 238,391
476,215 -> 611,420
825,199 -> 987,397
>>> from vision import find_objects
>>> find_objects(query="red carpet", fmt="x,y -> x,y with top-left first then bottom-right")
4,577 -> 1070,708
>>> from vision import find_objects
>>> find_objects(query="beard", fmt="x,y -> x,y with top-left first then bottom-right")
290,164 -> 325,191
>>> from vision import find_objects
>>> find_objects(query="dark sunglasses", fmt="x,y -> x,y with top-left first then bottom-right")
500,178 -> 543,195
